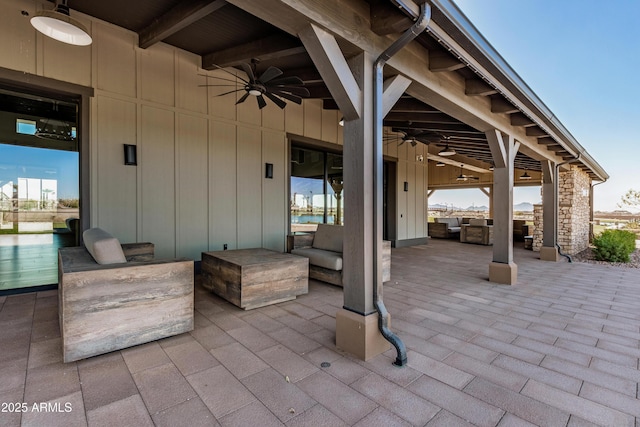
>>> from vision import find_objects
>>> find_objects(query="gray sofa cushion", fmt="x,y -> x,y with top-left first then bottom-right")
435,217 -> 460,227
312,224 -> 343,253
291,247 -> 342,271
83,228 -> 127,265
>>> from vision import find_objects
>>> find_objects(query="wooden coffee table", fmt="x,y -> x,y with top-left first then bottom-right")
201,248 -> 309,310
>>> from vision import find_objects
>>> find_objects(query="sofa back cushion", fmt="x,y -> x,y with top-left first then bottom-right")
83,228 -> 127,265
435,217 -> 459,227
469,218 -> 488,226
312,224 -> 343,253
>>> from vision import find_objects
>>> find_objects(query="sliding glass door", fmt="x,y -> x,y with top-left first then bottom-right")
0,88 -> 79,292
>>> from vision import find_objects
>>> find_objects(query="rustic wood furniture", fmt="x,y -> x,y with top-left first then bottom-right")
58,240 -> 194,363
201,248 -> 308,310
460,218 -> 494,245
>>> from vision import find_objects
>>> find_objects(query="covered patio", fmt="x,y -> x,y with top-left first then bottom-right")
3,241 -> 639,426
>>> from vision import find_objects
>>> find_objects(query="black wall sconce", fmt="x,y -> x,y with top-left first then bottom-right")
124,144 -> 137,166
403,181 -> 408,192
265,163 -> 273,179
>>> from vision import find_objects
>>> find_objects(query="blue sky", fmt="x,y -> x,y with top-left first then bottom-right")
429,0 -> 640,212
0,144 -> 79,199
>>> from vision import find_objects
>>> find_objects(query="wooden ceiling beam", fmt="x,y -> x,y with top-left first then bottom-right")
370,0 -> 413,35
526,126 -> 550,137
202,34 -> 306,69
139,0 -> 228,49
490,96 -> 519,114
383,120 -> 479,133
389,97 -> 438,112
429,51 -> 466,72
465,79 -> 498,96
385,111 -> 460,124
510,112 -> 536,127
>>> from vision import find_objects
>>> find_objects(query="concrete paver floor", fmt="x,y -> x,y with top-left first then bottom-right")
1,239 -> 639,426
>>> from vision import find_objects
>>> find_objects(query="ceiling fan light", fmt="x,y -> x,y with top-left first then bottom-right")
31,2 -> 92,46
436,161 -> 445,167
520,171 -> 532,180
248,89 -> 262,96
456,174 -> 467,181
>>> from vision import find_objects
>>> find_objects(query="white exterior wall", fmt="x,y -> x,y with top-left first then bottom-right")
0,0 -> 428,258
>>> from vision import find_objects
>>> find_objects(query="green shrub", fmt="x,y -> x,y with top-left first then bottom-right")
592,229 -> 637,262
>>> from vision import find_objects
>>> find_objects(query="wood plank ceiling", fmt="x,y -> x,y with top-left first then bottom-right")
65,0 -> 592,176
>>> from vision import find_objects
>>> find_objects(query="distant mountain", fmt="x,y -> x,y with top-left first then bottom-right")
430,203 -> 449,210
466,205 -> 488,211
514,202 -> 533,212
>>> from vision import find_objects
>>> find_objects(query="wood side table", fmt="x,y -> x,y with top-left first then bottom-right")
201,248 -> 309,310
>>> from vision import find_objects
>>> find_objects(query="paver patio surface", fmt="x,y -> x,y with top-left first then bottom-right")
1,239 -> 639,426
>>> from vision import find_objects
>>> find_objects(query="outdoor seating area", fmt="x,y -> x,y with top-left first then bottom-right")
3,240 -> 640,426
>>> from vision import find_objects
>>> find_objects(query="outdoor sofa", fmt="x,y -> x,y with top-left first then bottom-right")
287,224 -> 390,286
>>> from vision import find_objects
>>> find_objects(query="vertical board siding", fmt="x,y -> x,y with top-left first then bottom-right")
176,51 -> 207,114
177,114 -> 209,260
95,22 -> 136,97
95,96 -> 137,242
0,0 -> 36,73
140,44 -> 175,106
237,127 -> 262,248
262,131 -> 287,251
140,106 -> 176,258
210,121 -> 238,250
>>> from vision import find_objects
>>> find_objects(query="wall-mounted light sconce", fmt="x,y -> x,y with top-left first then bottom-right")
338,117 -> 344,126
265,163 -> 273,179
124,144 -> 137,166
416,154 -> 424,162
403,181 -> 409,192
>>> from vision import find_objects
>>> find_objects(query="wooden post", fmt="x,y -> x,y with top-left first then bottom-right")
540,160 -> 560,261
486,129 -> 518,284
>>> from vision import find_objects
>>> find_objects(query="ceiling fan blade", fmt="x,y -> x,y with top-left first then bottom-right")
270,90 -> 302,104
264,92 -> 287,109
268,86 -> 310,97
218,89 -> 244,97
268,76 -> 304,86
258,66 -> 283,84
198,84 -> 240,87
239,62 -> 256,83
256,94 -> 267,109
235,92 -> 250,104
209,64 -> 249,84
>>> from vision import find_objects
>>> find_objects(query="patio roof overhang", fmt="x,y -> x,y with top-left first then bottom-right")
62,0 -> 606,181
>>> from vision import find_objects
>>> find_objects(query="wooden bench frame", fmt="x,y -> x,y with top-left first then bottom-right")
58,243 -> 194,363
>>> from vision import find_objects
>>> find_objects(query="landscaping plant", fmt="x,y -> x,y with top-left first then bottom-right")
592,229 -> 637,262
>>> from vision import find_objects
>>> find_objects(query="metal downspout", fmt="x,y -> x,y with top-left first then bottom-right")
373,2 -> 430,367
554,153 -> 582,262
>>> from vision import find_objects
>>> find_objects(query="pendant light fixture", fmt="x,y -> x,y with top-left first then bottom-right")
520,169 -> 532,180
31,0 -> 92,46
438,144 -> 456,156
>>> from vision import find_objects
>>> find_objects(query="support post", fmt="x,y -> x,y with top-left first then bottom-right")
540,160 -> 559,261
486,130 -> 519,284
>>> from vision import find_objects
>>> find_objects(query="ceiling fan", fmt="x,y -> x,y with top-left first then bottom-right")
383,128 -> 444,146
200,61 -> 309,109
456,164 -> 479,181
